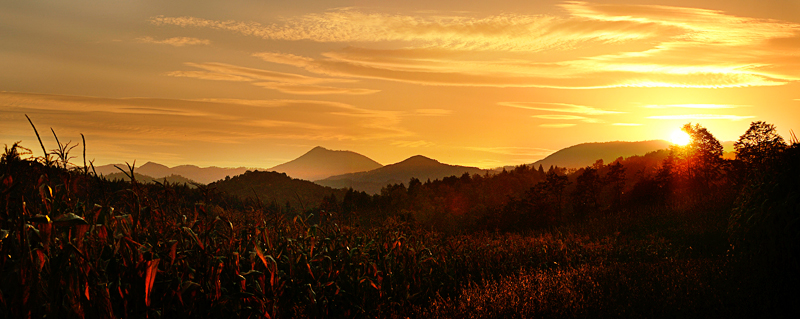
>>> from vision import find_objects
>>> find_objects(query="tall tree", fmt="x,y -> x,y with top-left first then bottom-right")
605,161 -> 626,210
572,167 -> 601,217
681,123 -> 724,189
734,121 -> 786,169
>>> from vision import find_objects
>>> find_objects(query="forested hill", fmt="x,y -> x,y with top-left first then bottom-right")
531,140 -> 672,169
316,155 -> 486,194
209,170 -> 347,210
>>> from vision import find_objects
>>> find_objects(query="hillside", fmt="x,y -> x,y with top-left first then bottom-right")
210,170 -> 347,210
316,155 -> 486,194
531,140 -> 673,169
104,172 -> 198,188
268,146 -> 383,181
94,162 -> 252,184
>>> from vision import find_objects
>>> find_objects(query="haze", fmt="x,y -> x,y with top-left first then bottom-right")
2,0 -> 799,169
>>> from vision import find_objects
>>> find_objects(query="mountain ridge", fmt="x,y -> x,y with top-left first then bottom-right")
93,162 -> 253,184
529,140 -> 673,169
316,155 -> 486,194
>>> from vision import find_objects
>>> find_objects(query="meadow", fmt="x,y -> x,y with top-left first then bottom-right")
1,121 -> 798,318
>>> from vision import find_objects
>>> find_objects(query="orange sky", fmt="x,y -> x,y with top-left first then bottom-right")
2,1 -> 799,169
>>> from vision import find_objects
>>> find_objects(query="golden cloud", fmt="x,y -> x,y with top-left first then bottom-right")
501,102 -> 621,115
251,82 -> 380,95
0,92 -> 411,144
137,36 -> 210,46
540,124 -> 577,128
150,9 -> 663,52
165,62 -> 377,95
612,123 -> 642,126
531,114 -> 602,123
647,114 -> 755,121
153,2 -> 800,89
413,109 -> 453,116
643,104 -> 743,109
391,140 -> 436,148
465,146 -> 555,156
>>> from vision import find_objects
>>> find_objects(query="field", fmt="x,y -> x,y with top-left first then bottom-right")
1,127 -> 799,318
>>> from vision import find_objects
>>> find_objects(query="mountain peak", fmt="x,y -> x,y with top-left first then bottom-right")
268,146 -> 383,181
140,161 -> 169,169
398,155 -> 440,166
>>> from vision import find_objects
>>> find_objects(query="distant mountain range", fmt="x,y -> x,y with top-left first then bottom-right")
529,140 -> 673,169
94,162 -> 253,184
316,155 -> 486,194
104,172 -> 197,188
91,140 -> 691,196
268,146 -> 383,181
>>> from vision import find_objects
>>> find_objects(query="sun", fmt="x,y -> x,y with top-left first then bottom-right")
671,130 -> 691,146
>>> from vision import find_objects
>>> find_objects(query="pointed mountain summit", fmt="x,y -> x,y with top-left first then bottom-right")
316,155 -> 486,194
268,146 -> 383,181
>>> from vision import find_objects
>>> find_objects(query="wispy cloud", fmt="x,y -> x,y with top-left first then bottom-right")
150,9 -> 661,52
137,36 -> 210,46
647,114 -> 755,121
643,104 -> 743,109
0,92 -> 411,144
500,102 -> 621,115
165,62 -> 377,95
391,140 -> 435,148
413,109 -> 453,116
181,62 -> 345,84
531,114 -> 602,123
466,146 -> 554,156
540,124 -> 577,128
612,123 -> 642,126
252,82 -> 380,95
165,71 -> 252,82
147,2 -> 800,89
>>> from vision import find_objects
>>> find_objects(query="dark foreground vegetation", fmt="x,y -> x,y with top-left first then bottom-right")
1,120 -> 798,318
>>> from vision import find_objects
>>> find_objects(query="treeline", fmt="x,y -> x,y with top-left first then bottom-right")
321,122 -> 798,258
321,152 -> 663,232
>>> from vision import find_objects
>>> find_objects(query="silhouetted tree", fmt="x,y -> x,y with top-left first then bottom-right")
572,167 -> 601,217
681,123 -> 724,190
605,161 -> 626,210
543,169 -> 569,216
734,121 -> 786,170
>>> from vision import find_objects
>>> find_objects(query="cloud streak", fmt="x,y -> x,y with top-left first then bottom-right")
165,62 -> 378,95
540,124 -> 577,128
137,36 -> 210,46
0,92 -> 410,144
647,114 -> 755,121
152,3 -> 800,89
531,114 -> 602,123
643,104 -> 743,109
150,9 -> 662,52
501,102 -> 621,115
466,146 -> 555,156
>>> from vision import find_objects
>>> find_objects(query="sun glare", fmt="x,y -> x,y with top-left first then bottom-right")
671,130 -> 691,146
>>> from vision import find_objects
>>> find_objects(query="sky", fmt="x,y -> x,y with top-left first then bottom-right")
2,0 -> 799,169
